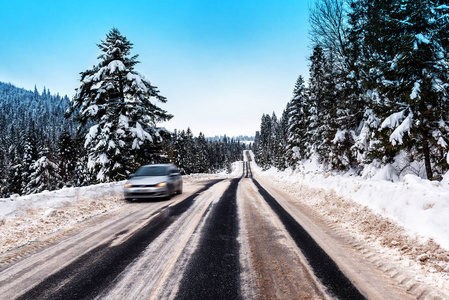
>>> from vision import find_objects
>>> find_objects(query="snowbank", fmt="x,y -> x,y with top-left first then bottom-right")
0,181 -> 125,222
254,162 -> 449,251
0,161 -> 243,223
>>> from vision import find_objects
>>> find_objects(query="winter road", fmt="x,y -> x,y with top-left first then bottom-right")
0,151 -> 444,299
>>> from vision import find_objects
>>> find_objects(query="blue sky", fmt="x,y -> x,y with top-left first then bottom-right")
1,0 -> 314,137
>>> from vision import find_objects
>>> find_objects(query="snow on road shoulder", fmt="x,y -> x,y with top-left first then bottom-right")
255,164 -> 449,251
0,182 -> 127,255
0,181 -> 126,222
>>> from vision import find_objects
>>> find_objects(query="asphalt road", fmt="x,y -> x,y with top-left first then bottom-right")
0,152 -> 440,299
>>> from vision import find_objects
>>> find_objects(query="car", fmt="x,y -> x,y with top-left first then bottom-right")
124,164 -> 183,201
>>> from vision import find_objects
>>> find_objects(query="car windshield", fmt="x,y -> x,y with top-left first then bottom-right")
135,166 -> 168,176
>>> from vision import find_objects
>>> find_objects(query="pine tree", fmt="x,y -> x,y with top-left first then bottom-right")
58,130 -> 77,186
21,126 -> 38,194
361,0 -> 449,179
257,114 -> 273,169
66,28 -> 173,182
277,104 -> 290,170
287,76 -> 309,167
329,0 -> 368,171
25,144 -> 61,194
196,132 -> 210,173
308,45 -> 337,167
6,147 -> 22,196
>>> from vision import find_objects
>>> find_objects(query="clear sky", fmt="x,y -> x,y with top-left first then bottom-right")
0,0 -> 314,137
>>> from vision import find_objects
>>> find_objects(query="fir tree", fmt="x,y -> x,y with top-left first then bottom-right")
21,126 -> 38,194
25,144 -> 61,194
287,76 -> 309,167
6,147 -> 22,196
58,129 -> 77,186
308,45 -> 337,167
361,0 -> 449,179
66,28 -> 173,182
196,132 -> 210,173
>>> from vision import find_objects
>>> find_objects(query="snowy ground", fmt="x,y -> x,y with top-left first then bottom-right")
1,158 -> 448,292
251,155 -> 449,293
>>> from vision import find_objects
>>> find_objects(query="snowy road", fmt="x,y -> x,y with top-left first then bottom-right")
0,152 -> 447,299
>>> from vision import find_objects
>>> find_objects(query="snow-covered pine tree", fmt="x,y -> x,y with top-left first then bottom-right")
287,76 -> 309,167
25,145 -> 61,194
196,132 -> 210,173
58,129 -> 77,186
172,129 -> 194,174
328,0 -> 369,171
270,113 -> 282,169
308,45 -> 337,167
257,114 -> 273,169
5,147 -> 22,196
183,128 -> 196,174
277,103 -> 291,170
21,125 -> 38,194
66,28 -> 173,182
361,0 -> 449,179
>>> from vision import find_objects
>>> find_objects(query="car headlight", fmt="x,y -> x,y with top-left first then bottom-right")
156,182 -> 167,188
124,183 -> 133,188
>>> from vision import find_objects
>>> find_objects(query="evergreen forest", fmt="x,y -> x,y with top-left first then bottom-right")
253,0 -> 449,181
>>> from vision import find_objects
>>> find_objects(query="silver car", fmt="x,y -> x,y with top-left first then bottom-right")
124,164 -> 183,201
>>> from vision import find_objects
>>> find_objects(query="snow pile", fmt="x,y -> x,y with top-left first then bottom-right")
0,181 -> 125,222
254,160 -> 449,251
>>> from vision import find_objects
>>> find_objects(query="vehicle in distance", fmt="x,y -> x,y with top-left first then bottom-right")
124,164 -> 182,201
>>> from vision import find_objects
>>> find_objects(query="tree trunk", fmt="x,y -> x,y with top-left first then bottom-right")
422,129 -> 433,180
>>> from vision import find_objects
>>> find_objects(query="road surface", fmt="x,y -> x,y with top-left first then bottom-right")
0,151 -> 445,299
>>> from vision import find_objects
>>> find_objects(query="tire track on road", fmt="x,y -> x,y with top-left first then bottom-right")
175,164 -> 244,300
248,162 -> 365,299
16,179 -> 223,300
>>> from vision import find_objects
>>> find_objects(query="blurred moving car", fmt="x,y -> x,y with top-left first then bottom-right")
124,164 -> 183,201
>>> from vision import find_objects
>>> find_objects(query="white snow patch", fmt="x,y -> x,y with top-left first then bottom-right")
108,60 -> 126,73
0,182 -> 125,222
332,129 -> 347,144
389,113 -> 413,145
256,161 -> 449,251
381,109 -> 406,129
415,33 -> 431,44
410,81 -> 421,100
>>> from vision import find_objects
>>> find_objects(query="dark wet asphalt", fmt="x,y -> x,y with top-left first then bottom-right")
175,173 -> 243,300
251,176 -> 366,300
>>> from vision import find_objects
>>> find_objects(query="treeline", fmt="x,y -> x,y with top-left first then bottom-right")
0,82 -> 245,197
254,0 -> 449,180
171,129 -> 245,174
